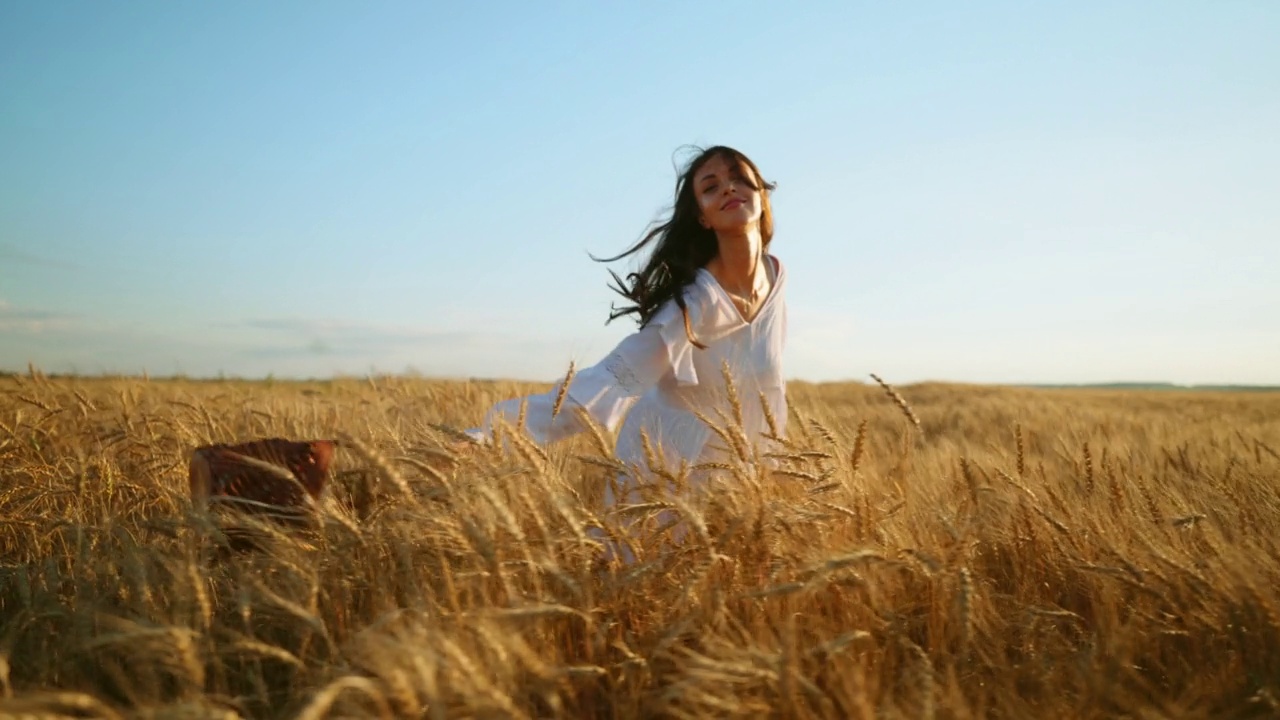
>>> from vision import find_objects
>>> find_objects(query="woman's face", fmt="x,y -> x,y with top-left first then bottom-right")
693,154 -> 763,233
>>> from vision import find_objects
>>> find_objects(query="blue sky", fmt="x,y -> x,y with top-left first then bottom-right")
2,1 -> 1277,385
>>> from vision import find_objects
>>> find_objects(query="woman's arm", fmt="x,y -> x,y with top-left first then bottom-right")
465,284 -> 712,447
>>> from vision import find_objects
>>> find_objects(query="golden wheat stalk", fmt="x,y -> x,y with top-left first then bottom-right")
1014,422 -> 1026,477
551,361 -> 575,419
0,691 -> 125,720
339,433 -> 414,500
295,676 -> 393,720
869,373 -> 922,434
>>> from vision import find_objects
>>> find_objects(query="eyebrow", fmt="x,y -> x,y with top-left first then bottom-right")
698,164 -> 747,185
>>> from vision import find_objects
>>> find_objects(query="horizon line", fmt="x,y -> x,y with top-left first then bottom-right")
2,368 -> 1276,392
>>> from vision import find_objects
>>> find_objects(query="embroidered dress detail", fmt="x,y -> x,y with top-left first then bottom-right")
604,353 -> 644,395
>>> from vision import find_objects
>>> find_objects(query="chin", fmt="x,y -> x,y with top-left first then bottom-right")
715,216 -> 759,232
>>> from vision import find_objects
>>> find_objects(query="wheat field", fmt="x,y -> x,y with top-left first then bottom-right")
0,369 -> 1278,719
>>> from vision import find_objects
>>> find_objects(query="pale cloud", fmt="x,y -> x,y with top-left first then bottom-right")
1,307 -> 596,380
239,317 -> 481,357
234,316 -> 590,380
0,300 -> 76,333
0,245 -> 80,270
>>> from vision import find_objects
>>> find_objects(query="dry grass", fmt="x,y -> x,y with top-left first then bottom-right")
1,370 -> 1279,719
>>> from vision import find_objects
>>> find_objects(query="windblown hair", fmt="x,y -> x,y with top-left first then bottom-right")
595,145 -> 776,347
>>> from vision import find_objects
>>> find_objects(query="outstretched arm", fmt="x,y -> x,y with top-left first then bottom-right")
465,289 -> 712,447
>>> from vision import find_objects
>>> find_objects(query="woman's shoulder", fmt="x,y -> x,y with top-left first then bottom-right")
766,252 -> 786,280
646,270 -> 723,331
687,253 -> 787,306
656,253 -> 786,324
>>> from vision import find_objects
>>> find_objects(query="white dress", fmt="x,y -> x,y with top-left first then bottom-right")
466,254 -> 788,508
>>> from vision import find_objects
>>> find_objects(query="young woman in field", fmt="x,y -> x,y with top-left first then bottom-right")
464,145 -> 788,509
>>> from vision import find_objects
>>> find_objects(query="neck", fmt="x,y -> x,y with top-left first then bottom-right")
712,225 -> 764,286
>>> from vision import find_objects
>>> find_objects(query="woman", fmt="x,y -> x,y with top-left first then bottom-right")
465,145 -> 788,510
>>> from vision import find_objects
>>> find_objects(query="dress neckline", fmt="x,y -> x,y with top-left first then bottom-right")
697,254 -> 783,326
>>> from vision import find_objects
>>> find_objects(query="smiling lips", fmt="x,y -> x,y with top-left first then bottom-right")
721,198 -> 744,211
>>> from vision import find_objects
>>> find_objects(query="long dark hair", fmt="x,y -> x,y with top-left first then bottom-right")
594,145 -> 776,346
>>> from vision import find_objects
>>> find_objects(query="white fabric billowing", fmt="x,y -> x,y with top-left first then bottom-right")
466,255 -> 789,507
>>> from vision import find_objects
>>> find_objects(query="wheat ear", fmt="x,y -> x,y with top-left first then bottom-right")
870,373 -> 922,434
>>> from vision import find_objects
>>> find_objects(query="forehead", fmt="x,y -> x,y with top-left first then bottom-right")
694,154 -> 747,181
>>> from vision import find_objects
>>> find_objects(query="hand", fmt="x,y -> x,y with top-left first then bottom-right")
430,422 -> 486,453
449,437 -> 482,456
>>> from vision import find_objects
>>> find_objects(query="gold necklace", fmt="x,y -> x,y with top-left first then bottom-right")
727,285 -> 760,303
725,271 -> 763,303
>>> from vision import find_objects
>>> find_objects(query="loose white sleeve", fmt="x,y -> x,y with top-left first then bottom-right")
465,290 -> 708,446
